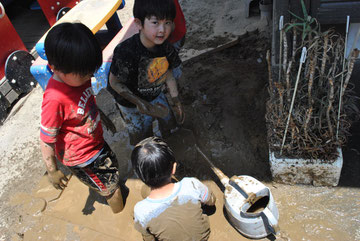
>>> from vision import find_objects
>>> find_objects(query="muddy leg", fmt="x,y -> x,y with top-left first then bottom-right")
106,188 -> 124,213
158,106 -> 177,139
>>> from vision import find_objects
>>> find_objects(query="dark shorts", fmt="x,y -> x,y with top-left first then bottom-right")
68,143 -> 120,197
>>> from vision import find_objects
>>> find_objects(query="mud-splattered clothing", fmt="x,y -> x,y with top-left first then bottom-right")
67,143 -> 120,196
108,33 -> 181,108
116,92 -> 176,145
134,177 -> 212,241
40,77 -> 103,166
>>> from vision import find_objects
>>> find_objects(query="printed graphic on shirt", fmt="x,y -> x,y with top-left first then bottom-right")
137,56 -> 169,98
147,57 -> 169,83
77,87 -> 93,115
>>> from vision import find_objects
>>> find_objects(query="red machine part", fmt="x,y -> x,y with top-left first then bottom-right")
37,0 -> 78,26
0,6 -> 27,79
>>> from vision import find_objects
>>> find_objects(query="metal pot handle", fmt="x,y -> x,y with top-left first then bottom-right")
0,3 -> 5,19
262,207 -> 280,235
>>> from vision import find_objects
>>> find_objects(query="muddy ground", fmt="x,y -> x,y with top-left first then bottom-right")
2,31 -> 360,241
1,0 -> 360,240
178,32 -> 270,181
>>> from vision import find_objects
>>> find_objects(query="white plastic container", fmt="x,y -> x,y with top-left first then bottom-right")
196,146 -> 280,239
224,175 -> 280,239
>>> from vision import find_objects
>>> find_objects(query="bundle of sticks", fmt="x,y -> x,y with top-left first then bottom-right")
266,17 -> 359,161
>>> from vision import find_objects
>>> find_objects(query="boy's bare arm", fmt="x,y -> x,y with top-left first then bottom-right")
204,185 -> 216,206
40,140 -> 68,190
166,72 -> 185,124
109,73 -> 154,115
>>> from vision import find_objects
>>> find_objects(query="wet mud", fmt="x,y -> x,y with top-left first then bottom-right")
6,32 -> 360,240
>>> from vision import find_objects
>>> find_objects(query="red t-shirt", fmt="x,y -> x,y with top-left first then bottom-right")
40,77 -> 104,166
168,0 -> 186,44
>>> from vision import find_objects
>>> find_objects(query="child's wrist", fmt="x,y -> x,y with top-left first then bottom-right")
172,96 -> 180,104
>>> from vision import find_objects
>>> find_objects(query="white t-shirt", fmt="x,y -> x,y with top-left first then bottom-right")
134,177 -> 212,241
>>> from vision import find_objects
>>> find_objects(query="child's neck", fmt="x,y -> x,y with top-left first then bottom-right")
52,73 -> 64,83
139,32 -> 156,51
148,182 -> 175,199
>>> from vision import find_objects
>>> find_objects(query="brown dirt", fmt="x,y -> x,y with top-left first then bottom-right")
177,32 -> 271,183
1,0 -> 360,240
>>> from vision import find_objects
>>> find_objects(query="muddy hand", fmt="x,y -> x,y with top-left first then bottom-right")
137,100 -> 168,118
47,170 -> 68,190
173,97 -> 185,124
136,99 -> 152,115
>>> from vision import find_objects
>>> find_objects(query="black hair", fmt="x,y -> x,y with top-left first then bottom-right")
131,136 -> 176,188
133,0 -> 176,25
44,22 -> 102,76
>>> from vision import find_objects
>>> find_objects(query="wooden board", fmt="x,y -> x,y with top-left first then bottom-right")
314,1 -> 360,24
38,0 -> 122,44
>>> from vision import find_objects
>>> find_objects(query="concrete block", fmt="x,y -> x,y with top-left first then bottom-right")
96,88 -> 132,179
5,89 -> 20,104
0,80 -> 12,96
0,93 -> 10,110
269,148 -> 343,186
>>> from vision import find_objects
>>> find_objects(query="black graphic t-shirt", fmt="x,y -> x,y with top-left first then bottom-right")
108,34 -> 182,107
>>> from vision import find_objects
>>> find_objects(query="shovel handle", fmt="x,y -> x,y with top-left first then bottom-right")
195,145 -> 229,185
262,207 -> 280,235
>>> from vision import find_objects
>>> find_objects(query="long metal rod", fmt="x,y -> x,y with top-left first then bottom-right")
280,47 -> 307,155
278,16 -> 284,83
195,145 -> 229,186
336,16 -> 350,140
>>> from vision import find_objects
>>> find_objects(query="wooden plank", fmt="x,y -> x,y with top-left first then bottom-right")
37,0 -> 122,44
315,1 -> 360,24
320,0 -> 360,3
310,0 -> 321,17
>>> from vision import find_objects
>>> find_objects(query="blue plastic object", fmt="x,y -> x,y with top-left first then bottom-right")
30,64 -> 52,90
35,42 -> 47,60
93,62 -> 111,95
30,1 -> 41,10
119,0 -> 125,9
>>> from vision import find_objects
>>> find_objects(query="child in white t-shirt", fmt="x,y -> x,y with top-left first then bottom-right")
131,137 -> 216,241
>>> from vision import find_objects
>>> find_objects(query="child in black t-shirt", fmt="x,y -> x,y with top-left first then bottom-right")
108,0 -> 184,145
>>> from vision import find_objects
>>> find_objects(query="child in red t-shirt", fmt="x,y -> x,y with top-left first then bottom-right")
168,0 -> 186,52
40,22 -> 126,213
